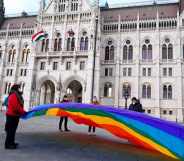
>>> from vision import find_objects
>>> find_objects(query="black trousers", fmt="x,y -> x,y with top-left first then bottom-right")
5,115 -> 20,146
88,126 -> 96,133
59,117 -> 68,130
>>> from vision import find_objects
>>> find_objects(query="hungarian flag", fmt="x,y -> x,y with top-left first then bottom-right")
32,31 -> 45,43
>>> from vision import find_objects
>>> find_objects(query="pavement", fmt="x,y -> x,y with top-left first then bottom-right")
0,112 -> 178,161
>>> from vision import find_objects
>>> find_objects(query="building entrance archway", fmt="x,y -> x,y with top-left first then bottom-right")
40,80 -> 55,104
66,80 -> 82,103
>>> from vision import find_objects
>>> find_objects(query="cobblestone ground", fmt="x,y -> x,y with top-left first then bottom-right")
0,112 -> 178,161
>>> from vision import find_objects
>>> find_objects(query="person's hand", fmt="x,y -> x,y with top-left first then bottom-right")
21,111 -> 28,119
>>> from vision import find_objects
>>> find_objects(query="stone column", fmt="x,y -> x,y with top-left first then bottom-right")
154,7 -> 161,118
114,15 -> 121,107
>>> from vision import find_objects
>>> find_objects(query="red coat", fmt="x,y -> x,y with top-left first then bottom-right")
6,93 -> 26,117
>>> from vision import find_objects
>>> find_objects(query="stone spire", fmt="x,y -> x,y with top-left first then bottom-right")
39,0 -> 46,12
0,0 -> 5,27
179,0 -> 184,14
104,1 -> 109,8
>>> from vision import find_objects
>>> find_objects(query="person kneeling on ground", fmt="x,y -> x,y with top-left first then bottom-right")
5,84 -> 26,149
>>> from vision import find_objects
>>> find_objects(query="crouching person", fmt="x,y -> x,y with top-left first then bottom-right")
5,84 -> 26,150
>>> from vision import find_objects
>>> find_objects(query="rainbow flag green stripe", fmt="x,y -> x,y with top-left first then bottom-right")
22,103 -> 184,160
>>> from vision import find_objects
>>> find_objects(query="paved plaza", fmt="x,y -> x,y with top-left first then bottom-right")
0,112 -> 178,161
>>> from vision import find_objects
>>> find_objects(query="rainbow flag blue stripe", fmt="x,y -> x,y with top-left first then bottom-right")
22,103 -> 184,160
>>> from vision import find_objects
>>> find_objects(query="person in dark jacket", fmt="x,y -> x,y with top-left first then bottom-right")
88,96 -> 100,134
59,95 -> 70,132
5,84 -> 26,149
129,97 -> 144,113
136,99 -> 145,113
128,97 -> 137,111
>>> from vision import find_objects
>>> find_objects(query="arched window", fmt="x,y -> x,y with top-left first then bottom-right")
45,39 -> 49,52
8,50 -> 12,63
110,46 -> 114,60
162,44 -> 167,60
142,84 -> 151,99
104,40 -> 114,62
148,44 -> 152,60
67,38 -> 71,51
71,37 -> 75,51
80,35 -> 88,51
19,82 -> 25,93
12,49 -> 16,63
142,45 -> 147,60
163,84 -> 172,100
21,49 -> 26,62
80,37 -> 85,50
122,83 -> 131,97
162,38 -> 173,61
54,34 -> 62,51
0,45 -> 2,59
21,45 -> 30,64
67,30 -> 75,51
84,37 -> 88,50
41,36 -> 49,53
41,39 -> 45,52
142,39 -> 152,61
105,46 -> 110,60
128,45 -> 133,60
58,38 -> 62,51
123,45 -> 128,60
104,82 -> 112,97
4,82 -> 12,94
123,40 -> 133,62
54,38 -> 58,51
168,44 -> 173,60
8,45 -> 16,63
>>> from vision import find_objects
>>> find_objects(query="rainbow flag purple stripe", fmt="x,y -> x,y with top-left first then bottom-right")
22,103 -> 184,160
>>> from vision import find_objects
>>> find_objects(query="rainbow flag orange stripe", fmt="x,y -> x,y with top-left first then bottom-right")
22,103 -> 184,160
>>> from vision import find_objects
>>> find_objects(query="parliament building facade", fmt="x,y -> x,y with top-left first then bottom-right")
1,0 -> 184,122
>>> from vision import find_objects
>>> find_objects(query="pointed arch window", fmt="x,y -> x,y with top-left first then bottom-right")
142,84 -> 151,99
84,37 -> 88,50
162,38 -> 173,61
105,40 -> 114,62
67,37 -> 75,51
41,37 -> 49,52
104,82 -> 113,97
122,83 -> 131,98
123,40 -> 133,62
54,33 -> 62,51
80,37 -> 85,50
8,45 -> 16,64
163,84 -> 172,100
80,31 -> 88,51
66,30 -> 75,51
71,37 -> 75,51
0,45 -> 2,59
21,45 -> 30,64
142,39 -> 152,61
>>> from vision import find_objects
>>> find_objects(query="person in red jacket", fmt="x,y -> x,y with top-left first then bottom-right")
5,84 -> 26,149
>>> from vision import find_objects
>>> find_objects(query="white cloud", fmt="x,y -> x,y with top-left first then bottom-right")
4,0 -> 178,15
4,0 -> 40,15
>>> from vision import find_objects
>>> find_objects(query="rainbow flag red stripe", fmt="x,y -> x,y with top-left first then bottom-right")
22,103 -> 184,160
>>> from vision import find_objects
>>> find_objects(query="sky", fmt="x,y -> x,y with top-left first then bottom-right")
4,0 -> 178,15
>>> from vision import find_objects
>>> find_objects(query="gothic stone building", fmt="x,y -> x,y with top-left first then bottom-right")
1,0 -> 184,122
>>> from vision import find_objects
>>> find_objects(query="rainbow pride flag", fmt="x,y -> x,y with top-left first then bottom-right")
22,103 -> 184,160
